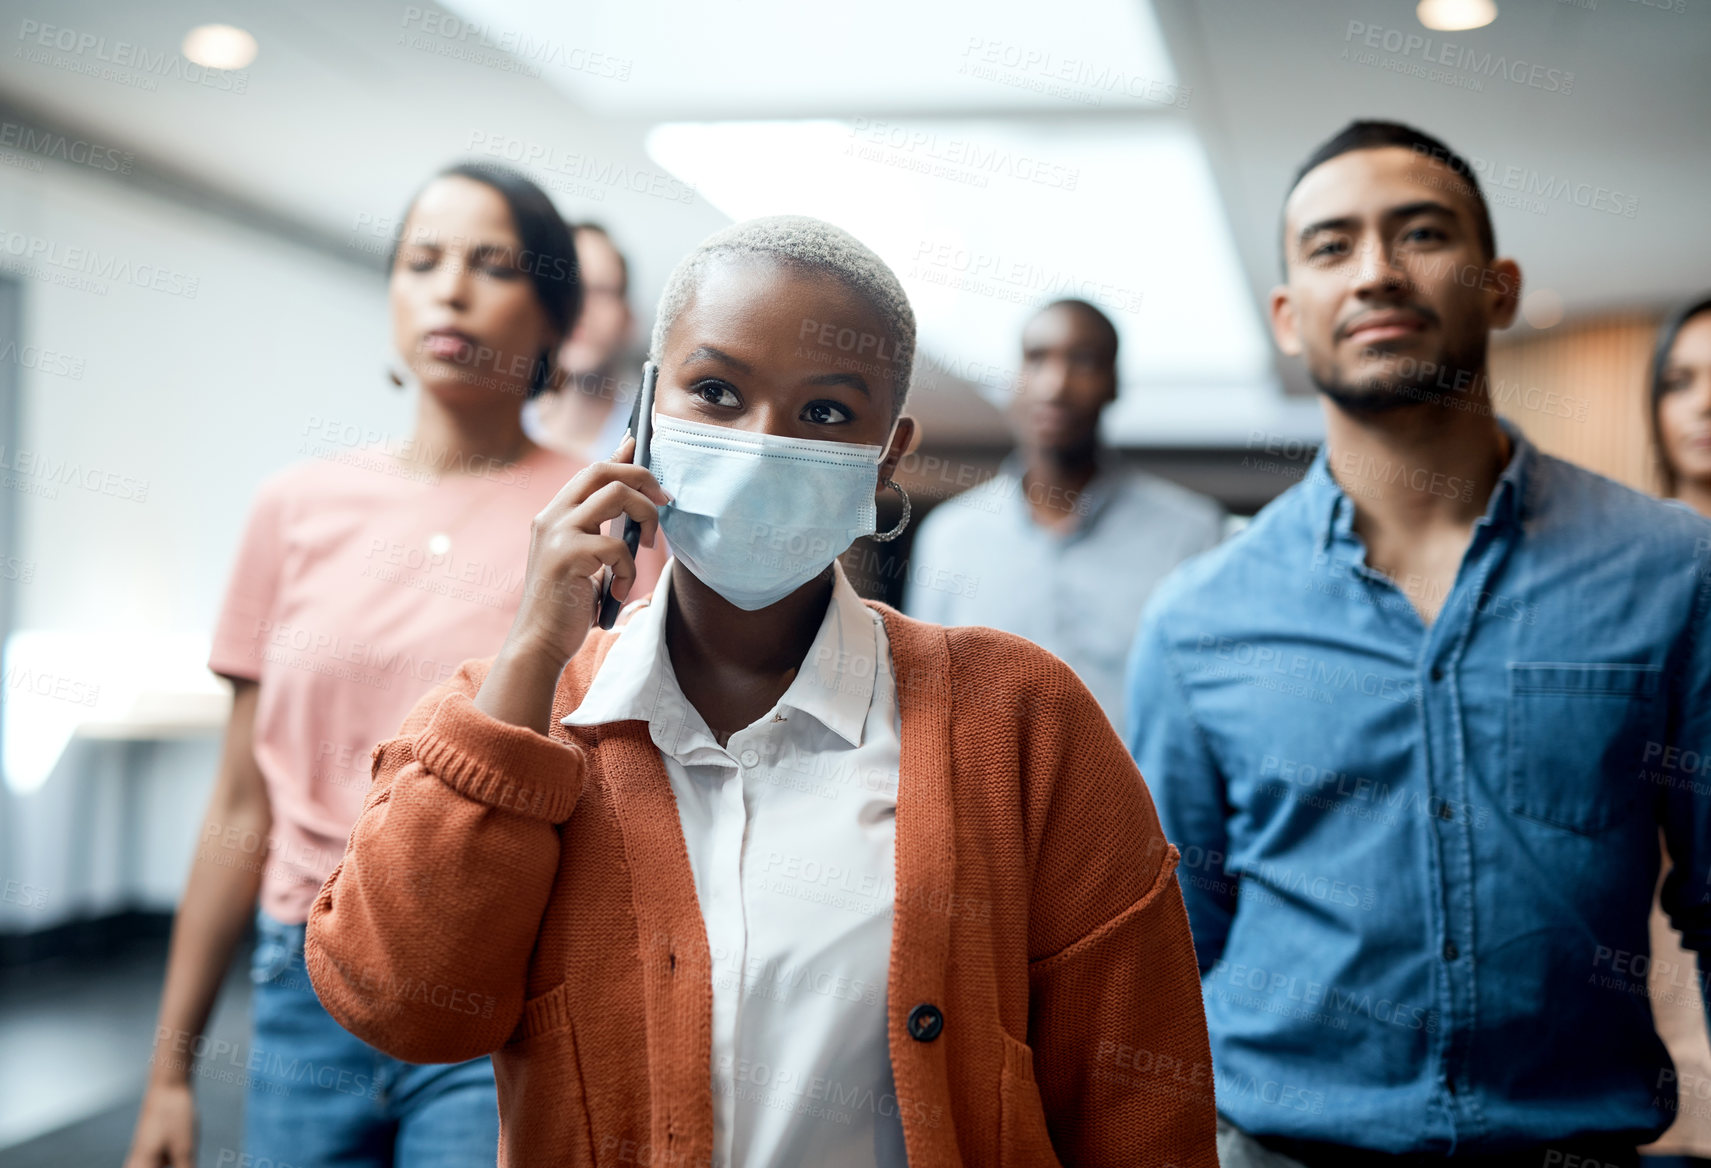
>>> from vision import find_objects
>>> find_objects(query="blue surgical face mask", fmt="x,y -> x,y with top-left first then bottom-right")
648,413 -> 890,611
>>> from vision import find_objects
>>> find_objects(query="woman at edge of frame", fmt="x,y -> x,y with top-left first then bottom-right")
305,215 -> 1216,1167
1642,292 -> 1711,1168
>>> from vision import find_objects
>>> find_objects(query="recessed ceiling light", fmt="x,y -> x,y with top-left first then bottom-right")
182,24 -> 257,70
1417,0 -> 1497,31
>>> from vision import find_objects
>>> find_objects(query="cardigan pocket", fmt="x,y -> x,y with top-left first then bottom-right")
495,981 -> 597,1164
998,1031 -> 1063,1168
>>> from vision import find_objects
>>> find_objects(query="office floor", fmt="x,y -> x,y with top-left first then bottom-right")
0,932 -> 251,1167
6,934 -> 1711,1168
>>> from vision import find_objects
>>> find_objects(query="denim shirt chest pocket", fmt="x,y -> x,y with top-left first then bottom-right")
1506,662 -> 1664,834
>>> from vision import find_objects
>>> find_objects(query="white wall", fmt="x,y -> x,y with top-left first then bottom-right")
0,153 -> 402,930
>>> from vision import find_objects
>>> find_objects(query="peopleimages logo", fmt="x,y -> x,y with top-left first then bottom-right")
0,122 -> 133,174
399,7 -> 632,81
464,132 -> 696,205
844,118 -> 1081,192
1411,144 -> 1638,220
1342,21 -> 1575,96
0,445 -> 150,502
956,37 -> 1190,109
15,19 -> 250,93
908,240 -> 1145,315
0,230 -> 200,299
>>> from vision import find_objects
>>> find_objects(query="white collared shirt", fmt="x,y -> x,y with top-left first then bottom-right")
564,559 -> 905,1168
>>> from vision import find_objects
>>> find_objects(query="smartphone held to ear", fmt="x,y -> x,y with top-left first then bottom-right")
596,361 -> 657,630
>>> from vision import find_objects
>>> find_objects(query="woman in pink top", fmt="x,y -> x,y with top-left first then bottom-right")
125,163 -> 662,1168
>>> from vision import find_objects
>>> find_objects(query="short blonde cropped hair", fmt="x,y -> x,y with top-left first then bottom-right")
649,215 -> 916,417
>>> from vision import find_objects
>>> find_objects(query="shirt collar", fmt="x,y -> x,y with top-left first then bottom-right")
996,449 -> 1119,531
561,557 -> 877,749
775,559 -> 878,748
1485,419 -> 1533,528
1305,417 -> 1535,552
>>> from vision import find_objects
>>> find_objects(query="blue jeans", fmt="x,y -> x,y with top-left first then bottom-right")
243,909 -> 500,1166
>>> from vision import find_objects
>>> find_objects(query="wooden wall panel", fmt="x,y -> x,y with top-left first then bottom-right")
1488,313 -> 1664,494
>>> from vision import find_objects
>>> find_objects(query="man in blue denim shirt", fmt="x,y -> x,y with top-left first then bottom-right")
1127,120 -> 1711,1165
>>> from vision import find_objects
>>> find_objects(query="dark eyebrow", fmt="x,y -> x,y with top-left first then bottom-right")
681,345 -> 753,374
402,237 -> 516,257
1298,200 -> 1460,249
466,241 -> 520,264
805,371 -> 870,397
1384,199 -> 1459,223
1297,215 -> 1358,249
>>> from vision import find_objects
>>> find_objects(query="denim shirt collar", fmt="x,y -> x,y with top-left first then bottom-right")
1304,418 -> 1535,553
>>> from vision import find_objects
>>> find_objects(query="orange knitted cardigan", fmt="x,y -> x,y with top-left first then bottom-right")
305,598 -> 1216,1167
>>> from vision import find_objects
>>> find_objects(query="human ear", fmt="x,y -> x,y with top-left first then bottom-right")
878,416 -> 918,482
1269,286 -> 1304,357
1488,258 -> 1523,330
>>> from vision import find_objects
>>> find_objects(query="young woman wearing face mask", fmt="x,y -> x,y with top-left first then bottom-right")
125,163 -> 663,1168
305,216 -> 1216,1168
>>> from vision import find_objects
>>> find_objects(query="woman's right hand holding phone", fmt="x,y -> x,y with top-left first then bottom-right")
475,435 -> 668,735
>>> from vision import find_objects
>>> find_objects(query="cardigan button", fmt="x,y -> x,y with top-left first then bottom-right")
907,1003 -> 943,1042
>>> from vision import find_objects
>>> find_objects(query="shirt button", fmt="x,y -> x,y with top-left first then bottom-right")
907,1003 -> 944,1042
1443,940 -> 1460,961
739,749 -> 760,768
1437,801 -> 1454,821
1430,666 -> 1445,682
